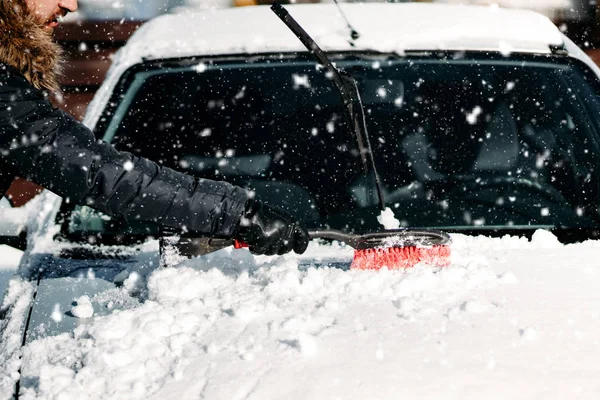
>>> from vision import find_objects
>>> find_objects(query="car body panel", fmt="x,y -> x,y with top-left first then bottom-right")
18,245 -> 353,345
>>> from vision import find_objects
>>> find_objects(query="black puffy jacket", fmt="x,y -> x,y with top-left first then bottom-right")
0,63 -> 249,236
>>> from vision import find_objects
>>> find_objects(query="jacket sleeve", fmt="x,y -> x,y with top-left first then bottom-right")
0,68 -> 248,236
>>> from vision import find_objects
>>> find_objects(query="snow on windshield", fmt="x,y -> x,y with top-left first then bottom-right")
9,231 -> 600,399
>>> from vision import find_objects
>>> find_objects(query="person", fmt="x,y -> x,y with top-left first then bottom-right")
0,0 -> 310,256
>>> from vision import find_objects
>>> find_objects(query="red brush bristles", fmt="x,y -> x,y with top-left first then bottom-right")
350,245 -> 451,270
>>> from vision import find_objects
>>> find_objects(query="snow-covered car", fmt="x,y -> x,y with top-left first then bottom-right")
4,3 -> 600,399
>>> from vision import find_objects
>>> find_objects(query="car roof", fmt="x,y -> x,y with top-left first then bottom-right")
121,3 -> 563,62
84,3 -> 575,129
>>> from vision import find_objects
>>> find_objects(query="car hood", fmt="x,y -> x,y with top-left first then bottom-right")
22,240 -> 355,344
9,231 -> 600,399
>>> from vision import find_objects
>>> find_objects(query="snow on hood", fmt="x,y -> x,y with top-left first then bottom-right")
12,231 -> 600,399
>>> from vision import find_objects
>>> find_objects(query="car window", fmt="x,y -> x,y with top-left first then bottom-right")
65,55 -> 600,238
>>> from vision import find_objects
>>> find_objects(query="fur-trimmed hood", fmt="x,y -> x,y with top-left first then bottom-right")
0,0 -> 62,92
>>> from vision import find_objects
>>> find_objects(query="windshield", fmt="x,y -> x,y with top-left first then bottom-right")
64,54 -> 600,237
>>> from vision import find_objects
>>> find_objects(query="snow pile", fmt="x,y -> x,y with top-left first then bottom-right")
11,232 -> 600,399
440,0 -> 572,17
377,207 -> 400,229
0,246 -> 23,305
70,296 -> 94,319
0,278 -> 34,399
0,193 -> 50,306
0,204 -> 27,236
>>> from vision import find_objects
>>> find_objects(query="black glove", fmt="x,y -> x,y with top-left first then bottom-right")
235,199 -> 310,255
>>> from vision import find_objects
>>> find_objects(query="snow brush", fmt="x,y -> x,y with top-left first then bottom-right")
207,229 -> 451,270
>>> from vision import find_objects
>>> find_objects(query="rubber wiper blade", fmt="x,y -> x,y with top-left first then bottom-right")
271,3 -> 385,212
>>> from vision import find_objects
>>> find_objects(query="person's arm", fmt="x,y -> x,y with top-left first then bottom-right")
0,67 -> 248,237
0,66 -> 310,254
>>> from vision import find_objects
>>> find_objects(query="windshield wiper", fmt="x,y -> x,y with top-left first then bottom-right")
271,3 -> 386,212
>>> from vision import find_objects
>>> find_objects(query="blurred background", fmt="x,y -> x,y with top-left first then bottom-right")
70,0 -> 595,21
6,0 -> 600,205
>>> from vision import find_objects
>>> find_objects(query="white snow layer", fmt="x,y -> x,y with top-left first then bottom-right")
0,279 -> 34,398
70,296 -> 94,319
0,194 -> 48,305
377,207 -> 401,229
0,246 -> 23,305
440,0 -> 572,12
7,231 -> 600,399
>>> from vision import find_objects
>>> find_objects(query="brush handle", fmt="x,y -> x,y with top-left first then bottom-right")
210,230 -> 360,249
310,229 -> 451,249
306,230 -> 362,247
210,229 -> 450,250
